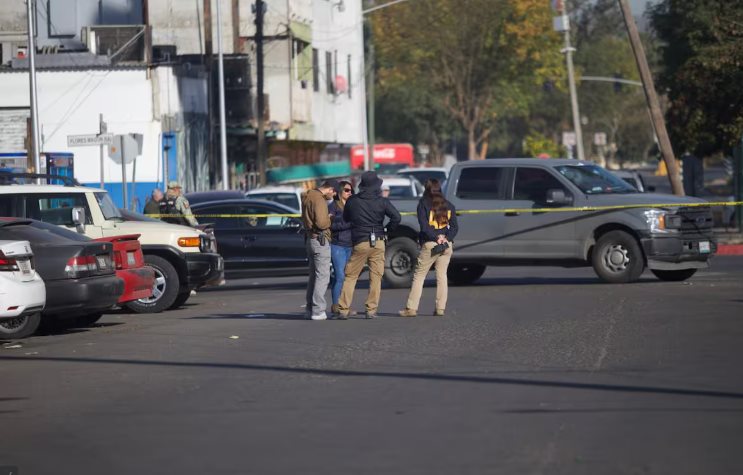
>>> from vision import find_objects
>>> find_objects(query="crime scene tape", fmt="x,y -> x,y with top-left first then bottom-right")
148,200 -> 743,219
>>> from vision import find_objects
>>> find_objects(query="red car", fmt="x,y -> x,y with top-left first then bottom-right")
93,234 -> 155,304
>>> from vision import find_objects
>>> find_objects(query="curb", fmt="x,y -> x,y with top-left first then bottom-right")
716,244 -> 743,256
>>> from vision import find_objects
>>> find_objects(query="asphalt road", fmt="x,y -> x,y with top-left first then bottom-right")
2,258 -> 743,474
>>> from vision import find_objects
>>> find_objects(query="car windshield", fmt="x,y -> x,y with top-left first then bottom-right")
388,185 -> 414,198
555,165 -> 638,194
95,192 -> 124,220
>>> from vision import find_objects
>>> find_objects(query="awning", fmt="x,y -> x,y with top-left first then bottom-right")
267,161 -> 351,184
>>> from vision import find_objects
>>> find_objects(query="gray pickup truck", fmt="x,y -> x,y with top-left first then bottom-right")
383,159 -> 715,286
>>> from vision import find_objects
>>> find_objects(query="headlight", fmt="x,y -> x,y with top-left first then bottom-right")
644,209 -> 678,233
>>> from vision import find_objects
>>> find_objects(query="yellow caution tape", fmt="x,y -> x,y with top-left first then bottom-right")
148,200 -> 743,219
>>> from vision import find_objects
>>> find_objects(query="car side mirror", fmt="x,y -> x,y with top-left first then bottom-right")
71,206 -> 86,233
545,189 -> 572,206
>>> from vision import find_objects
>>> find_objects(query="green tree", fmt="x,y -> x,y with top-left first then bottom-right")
372,0 -> 563,160
650,0 -> 743,155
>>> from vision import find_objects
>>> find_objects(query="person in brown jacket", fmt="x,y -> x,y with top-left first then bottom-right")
301,180 -> 338,320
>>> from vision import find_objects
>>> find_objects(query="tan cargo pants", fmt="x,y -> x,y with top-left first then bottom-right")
338,241 -> 386,314
405,241 -> 453,312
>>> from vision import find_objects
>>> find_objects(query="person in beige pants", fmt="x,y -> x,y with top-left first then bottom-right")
399,179 -> 459,317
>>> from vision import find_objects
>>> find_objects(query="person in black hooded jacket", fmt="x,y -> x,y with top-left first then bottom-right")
336,171 -> 401,319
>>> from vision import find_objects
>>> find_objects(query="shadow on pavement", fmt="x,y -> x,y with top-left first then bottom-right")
186,313 -> 307,321
3,355 -> 743,401
500,407 -> 743,414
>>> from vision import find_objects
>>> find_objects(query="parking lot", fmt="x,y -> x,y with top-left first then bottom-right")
2,257 -> 742,474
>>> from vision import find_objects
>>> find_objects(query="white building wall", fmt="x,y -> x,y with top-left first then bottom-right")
311,0 -> 364,145
150,0 -> 235,56
0,68 -> 169,186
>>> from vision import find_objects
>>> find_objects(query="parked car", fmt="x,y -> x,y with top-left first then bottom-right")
611,170 -> 655,193
379,176 -> 424,199
0,218 -> 124,330
0,172 -> 223,313
0,237 -> 46,339
191,199 -> 307,277
245,186 -> 304,212
386,159 -> 715,287
92,234 -> 156,306
396,167 -> 449,185
184,190 -> 245,206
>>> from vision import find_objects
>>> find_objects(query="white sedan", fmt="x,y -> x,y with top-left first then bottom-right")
0,240 -> 46,339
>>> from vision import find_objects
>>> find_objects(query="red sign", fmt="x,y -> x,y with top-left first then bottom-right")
350,143 -> 414,169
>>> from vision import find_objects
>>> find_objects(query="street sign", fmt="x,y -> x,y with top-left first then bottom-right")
594,132 -> 607,146
562,131 -> 577,147
67,133 -> 114,147
108,134 -> 143,165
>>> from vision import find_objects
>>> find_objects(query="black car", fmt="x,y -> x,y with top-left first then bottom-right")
185,190 -> 246,206
190,199 -> 307,277
0,219 -> 124,329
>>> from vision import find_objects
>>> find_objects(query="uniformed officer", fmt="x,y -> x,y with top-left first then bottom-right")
161,181 -> 198,227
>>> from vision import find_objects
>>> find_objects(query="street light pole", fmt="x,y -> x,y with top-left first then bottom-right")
26,0 -> 42,177
216,0 -> 230,190
560,4 -> 585,161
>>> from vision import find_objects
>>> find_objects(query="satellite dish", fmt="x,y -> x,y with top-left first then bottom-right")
334,75 -> 348,94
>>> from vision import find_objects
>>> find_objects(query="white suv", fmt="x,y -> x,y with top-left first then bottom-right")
0,174 -> 223,313
0,239 -> 46,339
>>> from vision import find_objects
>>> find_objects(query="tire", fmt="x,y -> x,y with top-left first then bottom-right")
73,313 -> 104,327
169,289 -> 192,309
0,312 -> 41,339
651,268 -> 697,282
384,237 -> 419,288
447,264 -> 486,286
592,230 -> 645,283
124,255 -> 180,313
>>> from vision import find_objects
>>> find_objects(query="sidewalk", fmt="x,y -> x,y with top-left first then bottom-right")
715,229 -> 743,255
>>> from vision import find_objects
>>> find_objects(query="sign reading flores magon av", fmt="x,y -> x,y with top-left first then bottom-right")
67,133 -> 114,147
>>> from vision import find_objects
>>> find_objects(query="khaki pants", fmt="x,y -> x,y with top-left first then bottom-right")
405,241 -> 453,312
338,241 -> 386,314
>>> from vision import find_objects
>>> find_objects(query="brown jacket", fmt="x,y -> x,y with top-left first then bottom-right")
301,189 -> 331,240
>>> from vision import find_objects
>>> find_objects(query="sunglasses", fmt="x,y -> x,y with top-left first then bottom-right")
343,188 -> 353,192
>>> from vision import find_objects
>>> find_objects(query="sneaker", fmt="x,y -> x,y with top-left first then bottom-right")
337,312 -> 349,320
398,308 -> 417,318
331,304 -> 340,316
434,309 -> 445,317
365,311 -> 377,319
310,312 -> 328,321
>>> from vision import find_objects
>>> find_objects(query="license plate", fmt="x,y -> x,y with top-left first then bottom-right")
699,241 -> 711,254
17,258 -> 32,275
96,256 -> 108,269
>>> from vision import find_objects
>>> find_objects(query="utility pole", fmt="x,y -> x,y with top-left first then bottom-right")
255,0 -> 266,185
368,40 -> 375,162
99,114 -> 106,188
618,0 -> 684,196
26,0 -> 42,177
559,2 -> 585,161
216,0 -> 230,189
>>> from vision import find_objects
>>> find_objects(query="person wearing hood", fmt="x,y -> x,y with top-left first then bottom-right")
328,180 -> 355,316
301,179 -> 338,321
337,171 -> 401,319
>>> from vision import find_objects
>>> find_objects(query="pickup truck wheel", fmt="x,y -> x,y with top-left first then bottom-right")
384,238 -> 418,288
592,231 -> 645,283
448,264 -> 486,286
124,255 -> 180,313
651,269 -> 697,282
169,289 -> 192,309
0,312 -> 41,339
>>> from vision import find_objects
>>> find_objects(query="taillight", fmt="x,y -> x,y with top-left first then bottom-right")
113,251 -> 124,270
65,255 -> 96,278
0,252 -> 18,272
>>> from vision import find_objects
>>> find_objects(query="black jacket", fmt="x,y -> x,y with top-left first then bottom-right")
343,184 -> 402,245
328,200 -> 353,247
417,196 -> 459,244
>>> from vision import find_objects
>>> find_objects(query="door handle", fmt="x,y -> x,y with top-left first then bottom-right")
241,235 -> 257,242
505,212 -> 520,217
